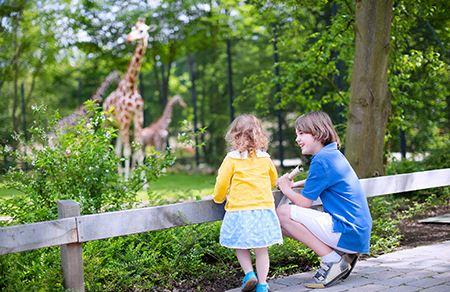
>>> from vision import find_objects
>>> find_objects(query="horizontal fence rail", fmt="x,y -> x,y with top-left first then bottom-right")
0,217 -> 77,255
360,168 -> 450,197
76,199 -> 227,242
1,168 -> 449,255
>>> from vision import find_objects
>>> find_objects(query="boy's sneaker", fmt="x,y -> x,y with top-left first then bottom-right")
255,283 -> 270,292
241,271 -> 258,292
342,253 -> 359,279
304,257 -> 350,289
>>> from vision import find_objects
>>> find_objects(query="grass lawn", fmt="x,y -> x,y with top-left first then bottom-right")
0,185 -> 23,198
0,173 -> 217,207
137,172 -> 216,203
0,182 -> 24,220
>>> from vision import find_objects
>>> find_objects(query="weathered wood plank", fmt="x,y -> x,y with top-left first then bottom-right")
0,217 -> 77,255
58,200 -> 85,292
360,168 -> 450,197
1,169 -> 449,253
77,169 -> 450,242
76,199 -> 227,242
77,191 -> 313,242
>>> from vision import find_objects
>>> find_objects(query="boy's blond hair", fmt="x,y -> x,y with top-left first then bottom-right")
225,114 -> 269,153
295,111 -> 341,147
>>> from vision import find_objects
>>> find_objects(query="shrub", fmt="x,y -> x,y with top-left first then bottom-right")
0,102 -> 174,290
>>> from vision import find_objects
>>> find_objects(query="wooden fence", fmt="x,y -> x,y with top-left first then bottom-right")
1,168 -> 450,291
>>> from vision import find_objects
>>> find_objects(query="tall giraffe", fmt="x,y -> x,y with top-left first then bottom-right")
103,19 -> 153,179
141,95 -> 186,151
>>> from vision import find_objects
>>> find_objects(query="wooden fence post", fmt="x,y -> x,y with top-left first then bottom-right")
58,200 -> 84,292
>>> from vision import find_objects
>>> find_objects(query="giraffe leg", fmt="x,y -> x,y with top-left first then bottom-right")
123,140 -> 131,180
115,135 -> 123,176
119,127 -> 131,180
133,102 -> 145,168
133,100 -> 146,187
142,143 -> 149,191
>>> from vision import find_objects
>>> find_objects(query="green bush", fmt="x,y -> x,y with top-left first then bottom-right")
0,102 -> 174,290
0,101 -> 174,224
387,133 -> 449,175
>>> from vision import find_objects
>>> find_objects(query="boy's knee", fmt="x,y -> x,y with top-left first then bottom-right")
276,204 -> 290,223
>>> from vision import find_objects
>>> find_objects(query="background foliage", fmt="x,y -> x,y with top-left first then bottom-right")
1,0 -> 448,167
0,0 -> 448,290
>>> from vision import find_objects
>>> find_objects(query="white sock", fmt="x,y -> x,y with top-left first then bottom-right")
321,251 -> 341,263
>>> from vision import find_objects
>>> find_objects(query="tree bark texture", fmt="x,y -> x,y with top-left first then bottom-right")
188,54 -> 200,166
345,0 -> 393,178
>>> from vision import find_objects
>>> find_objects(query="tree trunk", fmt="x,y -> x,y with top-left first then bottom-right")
188,54 -> 200,167
345,0 -> 393,178
152,52 -> 161,107
21,82 -> 27,141
159,62 -> 168,108
160,42 -> 176,107
272,23 -> 284,169
226,38 -> 235,123
12,62 -> 19,134
11,12 -> 21,134
200,70 -> 207,161
399,129 -> 406,159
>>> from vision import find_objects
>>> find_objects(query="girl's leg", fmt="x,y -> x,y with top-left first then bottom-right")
254,247 -> 269,284
277,205 -> 333,257
236,249 -> 253,274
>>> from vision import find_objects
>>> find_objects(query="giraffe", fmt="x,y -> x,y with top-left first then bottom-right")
103,19 -> 154,179
48,70 -> 120,147
56,71 -> 120,130
141,95 -> 186,151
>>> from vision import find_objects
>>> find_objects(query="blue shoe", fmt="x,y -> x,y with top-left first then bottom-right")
241,271 -> 258,291
255,283 -> 269,292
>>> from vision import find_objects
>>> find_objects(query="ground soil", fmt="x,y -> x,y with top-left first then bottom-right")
398,204 -> 450,248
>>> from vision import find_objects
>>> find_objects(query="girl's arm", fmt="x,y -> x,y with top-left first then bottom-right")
278,175 -> 312,208
213,157 -> 234,204
269,159 -> 278,188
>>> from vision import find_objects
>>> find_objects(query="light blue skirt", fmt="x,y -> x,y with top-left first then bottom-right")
220,209 -> 283,249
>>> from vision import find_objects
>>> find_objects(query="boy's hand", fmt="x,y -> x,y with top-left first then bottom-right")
277,174 -> 293,192
292,179 -> 306,188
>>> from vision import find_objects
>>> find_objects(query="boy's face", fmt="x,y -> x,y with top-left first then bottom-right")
295,129 -> 323,155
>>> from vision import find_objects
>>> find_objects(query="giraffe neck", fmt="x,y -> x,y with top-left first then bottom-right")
158,101 -> 175,129
120,39 -> 147,92
91,71 -> 120,102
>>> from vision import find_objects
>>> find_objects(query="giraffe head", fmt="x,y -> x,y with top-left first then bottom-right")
126,18 -> 154,44
170,95 -> 187,108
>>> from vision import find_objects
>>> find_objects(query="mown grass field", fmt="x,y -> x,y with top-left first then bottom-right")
140,172 -> 216,204
0,173 -> 216,200
0,185 -> 22,198
0,172 -> 216,219
0,182 -> 23,219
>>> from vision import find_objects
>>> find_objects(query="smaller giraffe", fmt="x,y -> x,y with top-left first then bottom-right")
48,71 -> 120,147
56,71 -> 120,130
141,95 -> 186,151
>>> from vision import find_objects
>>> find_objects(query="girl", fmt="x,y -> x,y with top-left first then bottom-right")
277,111 -> 372,289
213,114 -> 282,292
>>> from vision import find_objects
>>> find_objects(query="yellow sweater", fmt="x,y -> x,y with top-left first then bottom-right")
213,150 -> 278,211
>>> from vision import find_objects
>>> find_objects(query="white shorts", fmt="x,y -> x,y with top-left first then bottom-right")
290,205 -> 357,254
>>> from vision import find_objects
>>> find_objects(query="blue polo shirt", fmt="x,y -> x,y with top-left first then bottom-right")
301,142 -> 372,253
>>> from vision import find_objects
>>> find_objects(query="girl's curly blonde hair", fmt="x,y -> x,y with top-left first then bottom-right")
225,114 -> 269,153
